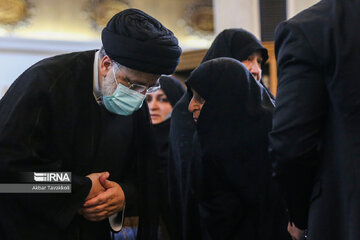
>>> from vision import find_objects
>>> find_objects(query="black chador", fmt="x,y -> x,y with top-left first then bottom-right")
187,57 -> 288,240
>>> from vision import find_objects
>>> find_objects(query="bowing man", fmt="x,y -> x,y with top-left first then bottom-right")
0,8 -> 181,240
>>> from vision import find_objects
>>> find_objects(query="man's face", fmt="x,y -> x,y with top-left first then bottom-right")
112,65 -> 161,95
241,51 -> 263,81
100,56 -> 161,96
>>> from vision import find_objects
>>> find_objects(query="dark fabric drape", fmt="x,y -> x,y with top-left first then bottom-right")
270,0 -> 360,239
159,76 -> 185,107
168,28 -> 275,240
187,57 -> 288,240
202,28 -> 274,100
152,76 -> 184,238
167,91 -> 198,240
201,28 -> 268,64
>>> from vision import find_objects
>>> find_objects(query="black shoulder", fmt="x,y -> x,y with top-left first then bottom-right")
30,50 -> 97,73
25,50 -> 96,86
277,1 -> 333,64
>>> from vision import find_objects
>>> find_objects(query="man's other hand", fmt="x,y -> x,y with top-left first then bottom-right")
288,222 -> 306,240
79,175 -> 125,222
85,172 -> 109,200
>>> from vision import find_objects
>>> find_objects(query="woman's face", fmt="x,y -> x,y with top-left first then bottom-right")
240,51 -> 263,81
188,89 -> 205,122
146,89 -> 173,124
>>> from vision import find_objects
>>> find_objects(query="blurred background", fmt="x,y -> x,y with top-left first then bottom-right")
0,0 -> 319,98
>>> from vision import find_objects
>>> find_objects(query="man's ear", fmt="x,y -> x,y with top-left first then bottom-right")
99,55 -> 113,77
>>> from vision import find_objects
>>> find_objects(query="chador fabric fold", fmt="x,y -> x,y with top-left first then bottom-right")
201,28 -> 274,100
153,76 -> 184,166
102,9 -> 182,75
147,76 -> 184,239
167,28 -> 274,240
158,76 -> 185,107
201,28 -> 268,64
153,76 -> 185,183
187,57 -> 288,240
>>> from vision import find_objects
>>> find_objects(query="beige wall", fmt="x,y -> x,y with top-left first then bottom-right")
0,0 -> 212,49
213,0 -> 261,39
287,0 -> 320,19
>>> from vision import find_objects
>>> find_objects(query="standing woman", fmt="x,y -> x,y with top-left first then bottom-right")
114,76 -> 184,240
167,28 -> 273,240
187,57 -> 284,240
147,76 -> 185,168
146,76 -> 185,238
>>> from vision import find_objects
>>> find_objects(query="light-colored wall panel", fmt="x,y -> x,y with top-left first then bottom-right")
0,37 -> 100,98
287,0 -> 320,19
213,0 -> 260,39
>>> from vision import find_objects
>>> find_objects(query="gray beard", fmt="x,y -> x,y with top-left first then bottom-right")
101,74 -> 117,96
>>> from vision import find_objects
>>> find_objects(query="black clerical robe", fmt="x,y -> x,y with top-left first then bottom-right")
0,50 -> 158,240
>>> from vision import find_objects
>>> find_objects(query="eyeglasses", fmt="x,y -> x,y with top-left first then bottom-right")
113,62 -> 161,94
146,81 -> 161,94
126,79 -> 160,94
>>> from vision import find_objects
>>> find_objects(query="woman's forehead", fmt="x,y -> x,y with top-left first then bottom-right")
149,89 -> 165,97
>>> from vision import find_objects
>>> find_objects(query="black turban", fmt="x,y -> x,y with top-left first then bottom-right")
159,76 -> 185,107
102,8 -> 182,75
202,28 -> 268,64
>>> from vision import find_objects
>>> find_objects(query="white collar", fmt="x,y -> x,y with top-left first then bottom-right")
93,50 -> 102,104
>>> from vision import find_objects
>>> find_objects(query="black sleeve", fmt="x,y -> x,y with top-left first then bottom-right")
118,181 -> 138,216
132,104 -> 160,238
269,21 -> 328,229
0,68 -> 92,230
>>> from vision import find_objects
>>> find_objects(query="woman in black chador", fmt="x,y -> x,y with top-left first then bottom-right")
146,76 -> 185,238
168,28 -> 273,240
148,76 -> 185,165
187,57 -> 288,240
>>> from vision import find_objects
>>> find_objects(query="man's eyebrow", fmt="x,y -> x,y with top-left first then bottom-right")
124,76 -> 146,85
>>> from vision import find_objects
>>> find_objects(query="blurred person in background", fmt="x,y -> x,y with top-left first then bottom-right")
146,76 -> 185,239
202,28 -> 273,99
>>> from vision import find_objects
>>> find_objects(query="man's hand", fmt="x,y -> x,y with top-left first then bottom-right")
85,172 -> 109,200
288,222 -> 305,240
79,174 -> 125,222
